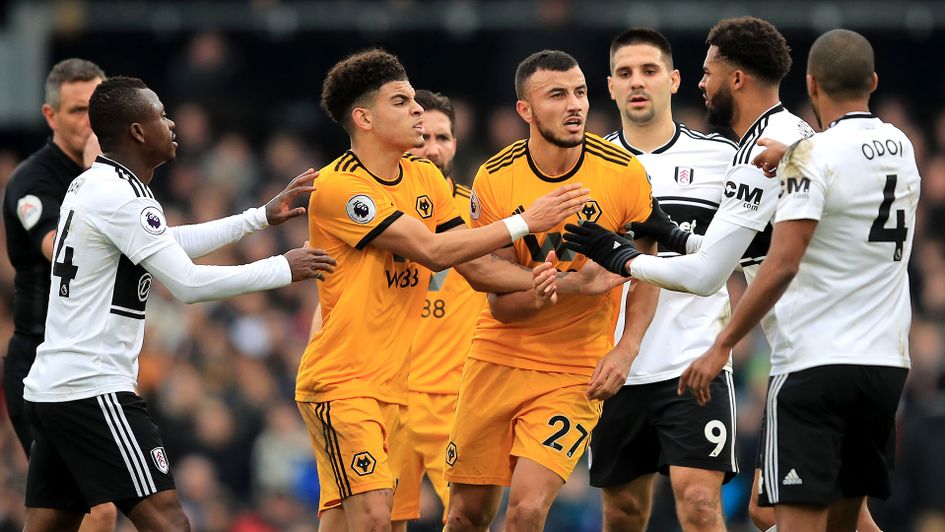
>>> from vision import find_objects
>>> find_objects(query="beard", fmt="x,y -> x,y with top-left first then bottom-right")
433,157 -> 455,178
705,84 -> 735,127
535,114 -> 584,148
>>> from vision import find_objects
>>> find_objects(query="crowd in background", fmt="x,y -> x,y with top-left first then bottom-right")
0,27 -> 943,532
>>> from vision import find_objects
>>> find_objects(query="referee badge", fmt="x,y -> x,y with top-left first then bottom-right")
674,167 -> 694,187
151,447 -> 169,474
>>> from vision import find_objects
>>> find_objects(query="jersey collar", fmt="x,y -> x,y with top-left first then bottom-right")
95,155 -> 144,184
828,112 -> 877,129
525,137 -> 586,183
738,103 -> 785,148
347,150 -> 403,186
616,122 -> 681,155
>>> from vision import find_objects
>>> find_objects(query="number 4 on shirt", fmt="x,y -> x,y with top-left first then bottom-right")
869,174 -> 908,262
52,210 -> 78,297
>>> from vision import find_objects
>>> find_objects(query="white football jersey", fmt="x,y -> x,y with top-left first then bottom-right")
770,113 -> 918,374
24,157 -> 176,402
715,104 -> 814,340
607,124 -> 737,383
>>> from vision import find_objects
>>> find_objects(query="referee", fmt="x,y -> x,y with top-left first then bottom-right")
2,58 -> 117,530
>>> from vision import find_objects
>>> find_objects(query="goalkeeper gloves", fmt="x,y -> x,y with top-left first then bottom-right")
627,198 -> 690,255
562,222 -> 640,276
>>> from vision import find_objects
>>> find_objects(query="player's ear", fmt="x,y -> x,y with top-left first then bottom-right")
351,107 -> 372,132
129,122 -> 146,144
607,75 -> 616,101
670,69 -> 681,95
868,72 -> 878,94
41,103 -> 57,130
515,99 -> 533,124
731,69 -> 744,91
806,74 -> 818,99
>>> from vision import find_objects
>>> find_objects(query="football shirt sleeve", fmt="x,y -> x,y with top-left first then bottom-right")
714,164 -> 780,232
469,166 -> 503,229
312,174 -> 403,250
775,139 -> 828,223
98,197 -> 177,265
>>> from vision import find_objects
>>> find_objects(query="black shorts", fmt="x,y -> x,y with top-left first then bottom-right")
758,364 -> 907,507
3,333 -> 41,456
589,372 -> 738,488
25,391 -> 176,513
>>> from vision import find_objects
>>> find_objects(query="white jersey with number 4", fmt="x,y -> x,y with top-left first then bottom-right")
24,157 -> 176,402
607,124 -> 736,384
770,112 -> 918,375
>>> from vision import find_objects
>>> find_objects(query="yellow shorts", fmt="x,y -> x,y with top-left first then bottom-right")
297,397 -> 407,516
392,391 -> 457,521
444,358 -> 602,486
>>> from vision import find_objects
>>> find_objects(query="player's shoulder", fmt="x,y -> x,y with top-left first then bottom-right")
452,181 -> 472,200
677,123 -> 738,153
584,132 -> 637,169
402,152 -> 436,168
734,106 -> 813,166
481,139 -> 528,176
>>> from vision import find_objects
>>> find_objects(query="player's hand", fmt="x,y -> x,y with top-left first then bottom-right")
626,199 -> 690,255
573,259 -> 628,296
752,139 -> 789,178
265,168 -> 318,225
677,342 -> 729,406
284,247 -> 336,282
521,183 -> 590,233
587,345 -> 638,400
562,222 -> 640,276
533,250 -> 558,307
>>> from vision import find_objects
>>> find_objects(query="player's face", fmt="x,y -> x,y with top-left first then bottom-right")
138,89 -> 178,165
520,67 -> 588,148
699,46 -> 735,127
608,44 -> 679,126
44,78 -> 102,163
409,109 -> 456,177
369,80 -> 425,152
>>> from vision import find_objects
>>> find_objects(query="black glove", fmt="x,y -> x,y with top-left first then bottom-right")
563,222 -> 641,276
627,198 -> 691,255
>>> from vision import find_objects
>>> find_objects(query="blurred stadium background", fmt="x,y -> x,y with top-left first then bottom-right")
0,1 -> 943,530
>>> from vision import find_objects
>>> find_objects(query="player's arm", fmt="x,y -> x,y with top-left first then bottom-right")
170,169 -> 316,258
41,230 -> 55,260
678,218 -> 816,404
142,242 -> 335,304
369,184 -> 589,274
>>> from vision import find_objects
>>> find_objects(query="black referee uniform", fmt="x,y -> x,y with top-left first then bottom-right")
2,140 -> 82,456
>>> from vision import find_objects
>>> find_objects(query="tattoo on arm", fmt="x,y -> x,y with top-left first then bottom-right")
490,253 -> 532,273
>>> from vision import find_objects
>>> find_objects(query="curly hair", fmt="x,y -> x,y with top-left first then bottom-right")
707,17 -> 792,84
89,76 -> 150,151
320,49 -> 408,131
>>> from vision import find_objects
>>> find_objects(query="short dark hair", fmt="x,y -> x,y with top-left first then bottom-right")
610,28 -> 674,71
414,90 -> 455,134
808,29 -> 875,100
45,58 -> 106,109
514,50 -> 579,100
89,76 -> 150,151
707,17 -> 792,84
320,49 -> 408,132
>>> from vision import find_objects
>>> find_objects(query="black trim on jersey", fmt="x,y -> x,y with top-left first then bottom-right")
109,307 -> 145,320
679,124 -> 738,148
402,153 -> 433,165
657,195 -> 720,208
345,151 -> 400,186
355,211 -> 404,250
526,142 -> 585,183
586,147 -> 631,167
828,112 -> 877,129
486,145 -> 527,174
735,104 -> 785,165
454,184 -> 472,199
436,216 -> 465,233
96,156 -> 153,199
484,141 -> 527,170
608,123 -> 682,155
586,136 -> 633,162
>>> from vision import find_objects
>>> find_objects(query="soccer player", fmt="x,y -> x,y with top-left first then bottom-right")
562,17 -> 812,530
680,29 -> 917,532
443,50 -> 658,532
296,49 -> 598,532
1,58 -> 120,532
593,29 -> 737,531
393,90 -> 482,525
22,76 -> 335,532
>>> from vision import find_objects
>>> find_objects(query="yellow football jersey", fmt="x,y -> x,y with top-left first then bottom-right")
408,179 -> 485,395
296,152 -> 465,405
469,133 -> 652,376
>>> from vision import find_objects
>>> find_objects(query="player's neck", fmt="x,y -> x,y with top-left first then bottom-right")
350,139 -> 405,182
818,99 -> 871,128
51,134 -> 83,168
732,91 -> 781,140
101,150 -> 153,184
527,136 -> 582,176
621,115 -> 676,153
